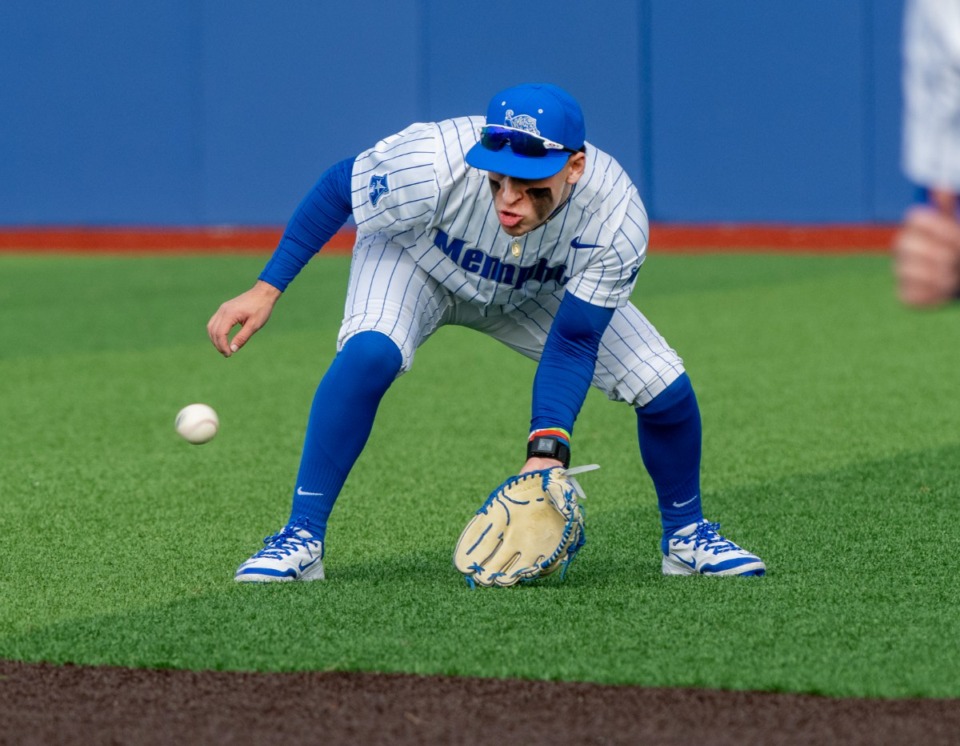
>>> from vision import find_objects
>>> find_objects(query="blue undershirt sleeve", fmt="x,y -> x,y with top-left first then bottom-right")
531,292 -> 615,436
258,156 -> 355,292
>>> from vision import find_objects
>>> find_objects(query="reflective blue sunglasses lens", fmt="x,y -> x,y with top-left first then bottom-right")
480,126 -> 561,157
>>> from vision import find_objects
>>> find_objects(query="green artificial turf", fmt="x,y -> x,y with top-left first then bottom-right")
1,251 -> 958,697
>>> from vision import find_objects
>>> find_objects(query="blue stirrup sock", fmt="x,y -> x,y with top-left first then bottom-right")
288,331 -> 402,538
635,373 -> 704,536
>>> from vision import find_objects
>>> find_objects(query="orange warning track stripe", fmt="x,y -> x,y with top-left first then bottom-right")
0,224 -> 896,254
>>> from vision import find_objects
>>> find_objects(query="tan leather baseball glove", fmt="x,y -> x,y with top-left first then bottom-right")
453,465 -> 598,588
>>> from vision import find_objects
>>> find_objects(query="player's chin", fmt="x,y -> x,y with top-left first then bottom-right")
501,226 -> 527,237
501,221 -> 535,237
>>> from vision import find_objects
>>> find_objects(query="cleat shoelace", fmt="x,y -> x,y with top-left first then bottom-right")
253,523 -> 319,560
679,521 -> 739,556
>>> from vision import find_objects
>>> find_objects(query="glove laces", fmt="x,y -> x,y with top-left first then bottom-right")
562,464 -> 600,501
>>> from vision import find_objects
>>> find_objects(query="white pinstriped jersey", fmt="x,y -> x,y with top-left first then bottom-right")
903,0 -> 960,190
350,116 -> 648,310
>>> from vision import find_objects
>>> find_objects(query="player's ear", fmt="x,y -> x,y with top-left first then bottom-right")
565,152 -> 586,185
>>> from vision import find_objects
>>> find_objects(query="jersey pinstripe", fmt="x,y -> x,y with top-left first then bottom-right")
340,117 -> 683,407
351,116 -> 648,310
903,0 -> 960,190
338,234 -> 683,407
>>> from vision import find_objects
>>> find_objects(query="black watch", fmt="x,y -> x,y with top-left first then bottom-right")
527,436 -> 571,468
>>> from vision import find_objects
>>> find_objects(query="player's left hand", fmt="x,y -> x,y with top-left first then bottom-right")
453,465 -> 598,588
893,195 -> 960,307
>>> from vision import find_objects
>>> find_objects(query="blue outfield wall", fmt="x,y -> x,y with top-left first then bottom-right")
0,0 -> 912,226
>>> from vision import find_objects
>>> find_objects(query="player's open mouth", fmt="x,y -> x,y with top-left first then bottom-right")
498,211 -> 523,228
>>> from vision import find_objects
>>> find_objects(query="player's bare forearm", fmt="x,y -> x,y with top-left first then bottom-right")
521,457 -> 564,474
207,280 -> 283,357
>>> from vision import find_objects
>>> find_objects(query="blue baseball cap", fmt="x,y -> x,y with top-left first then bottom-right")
466,83 -> 586,180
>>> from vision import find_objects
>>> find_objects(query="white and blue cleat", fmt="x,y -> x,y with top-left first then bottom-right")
234,520 -> 325,582
661,520 -> 765,576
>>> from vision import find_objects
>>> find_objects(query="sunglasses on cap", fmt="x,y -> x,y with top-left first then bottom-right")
478,125 -> 578,158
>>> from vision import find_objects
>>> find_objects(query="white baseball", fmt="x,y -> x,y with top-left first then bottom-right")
175,403 -> 219,444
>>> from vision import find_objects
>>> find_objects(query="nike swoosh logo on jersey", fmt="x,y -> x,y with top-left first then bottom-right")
672,494 -> 699,508
298,556 -> 321,572
297,486 -> 324,497
571,236 -> 602,249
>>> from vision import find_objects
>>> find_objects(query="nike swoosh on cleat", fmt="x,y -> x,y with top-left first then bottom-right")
298,556 -> 321,572
297,486 -> 324,496
570,236 -> 602,249
671,494 -> 699,508
676,556 -> 698,569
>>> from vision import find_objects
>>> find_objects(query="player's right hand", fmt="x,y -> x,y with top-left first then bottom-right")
207,280 -> 282,357
893,199 -> 960,307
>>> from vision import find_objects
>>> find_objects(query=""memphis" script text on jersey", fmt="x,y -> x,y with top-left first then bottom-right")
433,229 -> 568,290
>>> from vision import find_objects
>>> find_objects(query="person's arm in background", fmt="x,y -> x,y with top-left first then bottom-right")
894,190 -> 960,306
894,0 -> 960,306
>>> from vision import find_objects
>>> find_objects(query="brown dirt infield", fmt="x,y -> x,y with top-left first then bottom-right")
2,660 -> 958,745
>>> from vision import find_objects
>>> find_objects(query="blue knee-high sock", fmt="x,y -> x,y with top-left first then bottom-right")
636,373 -> 704,536
288,331 -> 402,538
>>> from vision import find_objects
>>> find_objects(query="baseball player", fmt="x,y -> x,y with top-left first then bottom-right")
895,0 -> 960,305
207,82 -> 765,582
